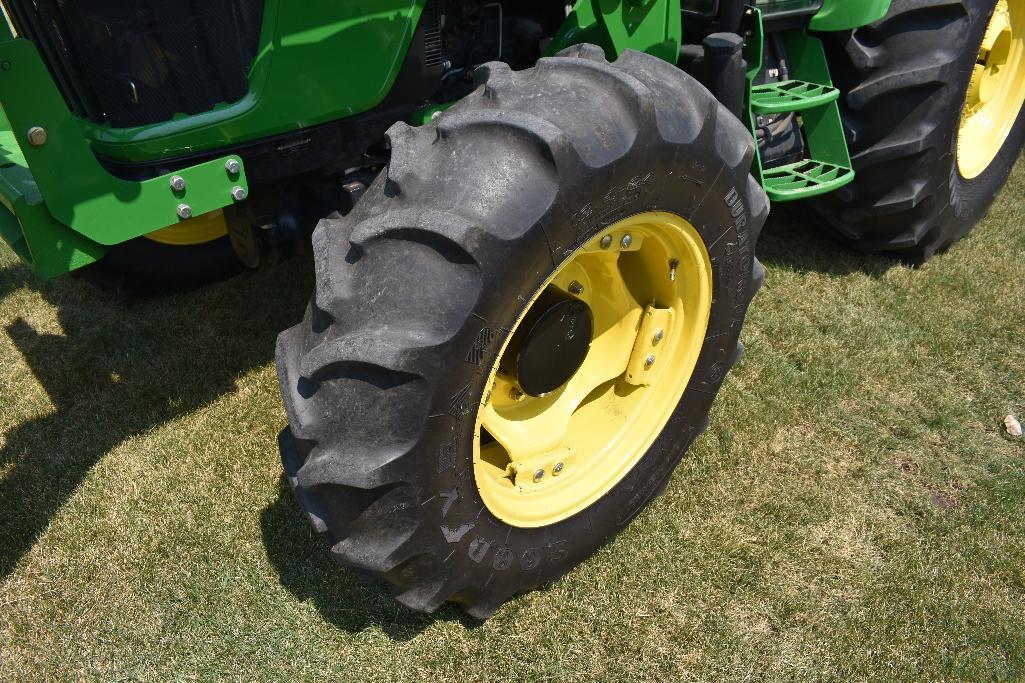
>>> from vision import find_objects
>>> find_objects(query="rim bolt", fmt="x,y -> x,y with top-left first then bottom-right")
176,203 -> 193,220
225,158 -> 240,175
621,234 -> 633,249
653,329 -> 664,344
509,386 -> 524,401
533,469 -> 545,483
645,354 -> 656,368
568,280 -> 584,295
231,186 -> 248,201
553,462 -> 564,476
169,175 -> 186,192
600,235 -> 612,249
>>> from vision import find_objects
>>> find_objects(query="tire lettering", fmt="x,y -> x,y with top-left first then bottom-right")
520,547 -> 542,570
441,523 -> 474,543
448,383 -> 472,418
465,327 -> 496,366
438,438 -> 457,473
468,536 -> 492,563
544,540 -> 569,563
439,487 -> 458,518
492,545 -> 513,571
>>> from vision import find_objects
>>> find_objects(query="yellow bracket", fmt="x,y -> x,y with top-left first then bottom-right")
625,305 -> 674,386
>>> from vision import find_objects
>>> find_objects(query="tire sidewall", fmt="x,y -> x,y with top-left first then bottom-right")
415,138 -> 759,593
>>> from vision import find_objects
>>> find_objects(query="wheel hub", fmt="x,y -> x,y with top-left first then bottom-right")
499,286 -> 594,397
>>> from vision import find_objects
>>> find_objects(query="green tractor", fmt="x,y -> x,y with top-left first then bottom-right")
1,0 -> 1021,617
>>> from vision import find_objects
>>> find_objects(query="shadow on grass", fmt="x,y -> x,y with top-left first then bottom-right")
757,205 -> 899,278
260,477 -> 478,640
0,257 -> 312,579
0,203 -> 900,633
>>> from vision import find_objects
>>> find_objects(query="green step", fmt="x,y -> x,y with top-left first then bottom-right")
762,159 -> 854,201
750,79 -> 839,114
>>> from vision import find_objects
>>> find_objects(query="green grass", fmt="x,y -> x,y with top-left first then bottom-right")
2,163 -> 1024,681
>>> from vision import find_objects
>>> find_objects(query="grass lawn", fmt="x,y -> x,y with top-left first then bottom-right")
1,161 -> 1023,681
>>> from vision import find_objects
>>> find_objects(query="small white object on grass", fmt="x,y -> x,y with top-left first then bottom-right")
1004,415 -> 1023,438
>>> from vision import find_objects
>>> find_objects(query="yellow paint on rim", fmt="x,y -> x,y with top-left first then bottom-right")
144,209 -> 229,246
958,0 -> 1025,179
472,211 -> 713,528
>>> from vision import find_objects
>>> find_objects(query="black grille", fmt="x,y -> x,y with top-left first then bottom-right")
4,0 -> 264,128
421,7 -> 443,68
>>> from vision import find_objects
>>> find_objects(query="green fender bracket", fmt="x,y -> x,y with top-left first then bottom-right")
0,38 -> 248,278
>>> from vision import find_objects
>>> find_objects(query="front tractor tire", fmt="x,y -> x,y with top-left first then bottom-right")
816,0 -> 1025,262
275,46 -> 768,618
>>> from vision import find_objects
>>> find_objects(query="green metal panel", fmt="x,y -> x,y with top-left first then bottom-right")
810,0 -> 891,31
82,0 -> 428,163
0,124 -> 107,279
545,0 -> 682,63
0,39 -> 249,246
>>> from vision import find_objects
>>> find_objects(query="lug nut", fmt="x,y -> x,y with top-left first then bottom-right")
26,126 -> 47,147
645,354 -> 656,368
176,203 -> 193,220
600,235 -> 612,249
509,386 -> 524,401
169,175 -> 186,192
568,280 -> 584,295
621,234 -> 633,249
225,158 -> 240,175
553,462 -> 564,476
231,186 -> 247,201
653,329 -> 664,344
533,469 -> 545,483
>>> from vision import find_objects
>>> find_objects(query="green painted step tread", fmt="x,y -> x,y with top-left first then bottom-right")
762,159 -> 854,200
750,79 -> 839,114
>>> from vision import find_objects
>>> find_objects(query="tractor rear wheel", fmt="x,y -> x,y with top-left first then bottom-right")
815,0 -> 1025,262
275,46 -> 767,618
84,210 -> 244,292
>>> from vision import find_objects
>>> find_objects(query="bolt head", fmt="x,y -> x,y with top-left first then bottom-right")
645,354 -> 656,368
553,462 -> 564,475
653,329 -> 664,344
568,280 -> 584,295
509,386 -> 525,401
533,469 -> 545,483
169,175 -> 186,192
225,158 -> 240,175
621,234 -> 633,249
176,203 -> 193,220
26,126 -> 47,147
600,235 -> 612,249
231,186 -> 247,201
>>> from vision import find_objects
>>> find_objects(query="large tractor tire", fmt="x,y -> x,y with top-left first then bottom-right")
275,46 -> 768,618
815,0 -> 1025,262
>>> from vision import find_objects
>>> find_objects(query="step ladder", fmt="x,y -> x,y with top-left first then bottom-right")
745,27 -> 856,202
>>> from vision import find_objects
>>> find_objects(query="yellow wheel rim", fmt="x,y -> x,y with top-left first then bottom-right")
473,212 -> 713,528
144,209 -> 229,246
958,0 -> 1025,179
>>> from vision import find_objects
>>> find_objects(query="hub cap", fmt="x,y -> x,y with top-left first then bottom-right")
473,212 -> 713,528
958,0 -> 1025,179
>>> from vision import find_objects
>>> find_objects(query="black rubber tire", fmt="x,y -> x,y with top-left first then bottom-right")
275,45 -> 768,618
81,235 -> 245,293
814,0 -> 1025,262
